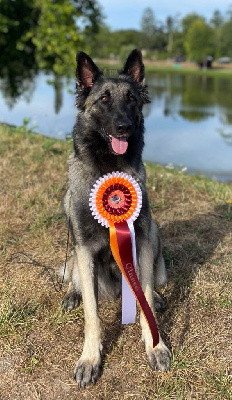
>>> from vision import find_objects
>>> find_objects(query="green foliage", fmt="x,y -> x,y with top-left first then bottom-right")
172,31 -> 185,58
140,7 -> 167,54
0,0 -> 102,77
84,24 -> 113,58
184,19 -> 215,63
0,0 -> 39,62
1,1 -> 232,77
182,13 -> 205,35
0,298 -> 38,337
220,18 -> 232,58
85,25 -> 142,59
210,10 -> 224,28
141,7 -> 156,49
119,45 -> 137,63
31,0 -> 82,75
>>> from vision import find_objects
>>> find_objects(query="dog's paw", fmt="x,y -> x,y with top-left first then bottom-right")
147,342 -> 171,372
61,290 -> 81,311
73,359 -> 102,388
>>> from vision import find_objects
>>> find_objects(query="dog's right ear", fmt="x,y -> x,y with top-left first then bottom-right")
120,49 -> 145,83
76,51 -> 103,90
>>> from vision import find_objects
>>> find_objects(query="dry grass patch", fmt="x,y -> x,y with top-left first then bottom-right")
0,124 -> 231,399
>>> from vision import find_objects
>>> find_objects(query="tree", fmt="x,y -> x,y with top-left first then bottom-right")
0,0 -> 39,104
33,0 -> 103,75
140,7 -> 156,50
184,19 -> 215,65
141,7 -> 156,37
153,22 -> 167,54
210,10 -> 224,59
166,16 -> 174,56
172,31 -> 185,58
85,26 -> 142,59
0,0 -> 39,67
182,13 -> 205,35
165,14 -> 181,58
0,0 -> 103,77
210,9 -> 224,28
220,18 -> 232,57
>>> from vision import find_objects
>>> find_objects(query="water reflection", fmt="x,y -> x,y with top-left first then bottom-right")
0,59 -> 37,108
0,65 -> 231,179
46,76 -> 64,114
0,56 -> 65,114
146,72 -> 232,147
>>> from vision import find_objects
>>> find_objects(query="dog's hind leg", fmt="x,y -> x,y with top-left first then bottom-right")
138,242 -> 171,372
153,290 -> 166,313
61,249 -> 82,310
153,249 -> 167,312
154,252 -> 167,288
73,245 -> 102,388
62,281 -> 81,311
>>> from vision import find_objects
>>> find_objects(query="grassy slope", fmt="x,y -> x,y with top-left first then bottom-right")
0,124 -> 231,400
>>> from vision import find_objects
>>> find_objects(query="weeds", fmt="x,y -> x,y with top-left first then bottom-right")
0,298 -> 38,337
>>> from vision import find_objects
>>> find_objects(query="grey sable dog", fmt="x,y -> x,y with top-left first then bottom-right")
61,49 -> 171,387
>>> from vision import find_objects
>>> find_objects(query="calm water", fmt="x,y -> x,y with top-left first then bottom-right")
0,71 -> 232,181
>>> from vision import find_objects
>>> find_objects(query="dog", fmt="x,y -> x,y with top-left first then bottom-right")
61,49 -> 171,387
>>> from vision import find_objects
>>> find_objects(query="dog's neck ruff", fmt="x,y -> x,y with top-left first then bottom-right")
89,172 -> 159,347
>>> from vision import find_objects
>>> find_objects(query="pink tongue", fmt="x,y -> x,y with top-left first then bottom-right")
111,136 -> 128,155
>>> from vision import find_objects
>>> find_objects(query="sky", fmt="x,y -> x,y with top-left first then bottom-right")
98,0 -> 232,30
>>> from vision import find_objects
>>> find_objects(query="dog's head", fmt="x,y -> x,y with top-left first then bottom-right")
75,49 -> 150,156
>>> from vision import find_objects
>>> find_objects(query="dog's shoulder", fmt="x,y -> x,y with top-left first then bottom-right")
67,151 -> 98,200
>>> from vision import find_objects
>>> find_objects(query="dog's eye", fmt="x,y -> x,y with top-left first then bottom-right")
101,95 -> 109,103
128,95 -> 135,102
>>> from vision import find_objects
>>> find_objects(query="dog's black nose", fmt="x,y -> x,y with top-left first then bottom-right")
116,121 -> 132,134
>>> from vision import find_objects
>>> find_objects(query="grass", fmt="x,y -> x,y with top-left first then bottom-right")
99,59 -> 232,78
145,65 -> 232,78
0,123 -> 232,399
0,297 -> 38,337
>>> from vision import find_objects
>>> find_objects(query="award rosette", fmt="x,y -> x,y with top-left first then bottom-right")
89,172 -> 159,347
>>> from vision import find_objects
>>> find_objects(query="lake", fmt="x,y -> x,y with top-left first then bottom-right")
0,70 -> 232,181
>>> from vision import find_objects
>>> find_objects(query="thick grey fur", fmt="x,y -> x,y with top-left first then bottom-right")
61,49 -> 171,387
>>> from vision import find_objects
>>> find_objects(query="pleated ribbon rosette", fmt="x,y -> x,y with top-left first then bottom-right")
89,172 -> 159,347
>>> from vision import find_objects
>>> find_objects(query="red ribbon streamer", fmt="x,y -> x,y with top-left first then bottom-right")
109,220 -> 159,348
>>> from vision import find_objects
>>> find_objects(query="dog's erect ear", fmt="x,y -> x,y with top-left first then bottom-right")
120,49 -> 144,83
76,51 -> 103,90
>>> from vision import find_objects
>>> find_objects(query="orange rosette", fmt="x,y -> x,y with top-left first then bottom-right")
89,172 -> 159,347
89,172 -> 142,227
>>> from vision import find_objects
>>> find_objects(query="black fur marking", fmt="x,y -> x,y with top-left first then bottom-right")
63,49 -> 171,387
119,49 -> 145,83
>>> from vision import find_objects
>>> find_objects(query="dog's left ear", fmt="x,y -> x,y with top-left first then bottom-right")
76,51 -> 103,90
120,49 -> 144,83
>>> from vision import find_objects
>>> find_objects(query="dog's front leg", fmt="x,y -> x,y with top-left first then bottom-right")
73,245 -> 102,387
138,243 -> 171,372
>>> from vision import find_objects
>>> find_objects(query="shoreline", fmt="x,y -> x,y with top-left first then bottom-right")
97,59 -> 232,77
1,122 -> 231,184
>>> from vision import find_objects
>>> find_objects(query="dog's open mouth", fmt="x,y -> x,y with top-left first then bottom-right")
100,128 -> 129,155
109,135 -> 128,155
